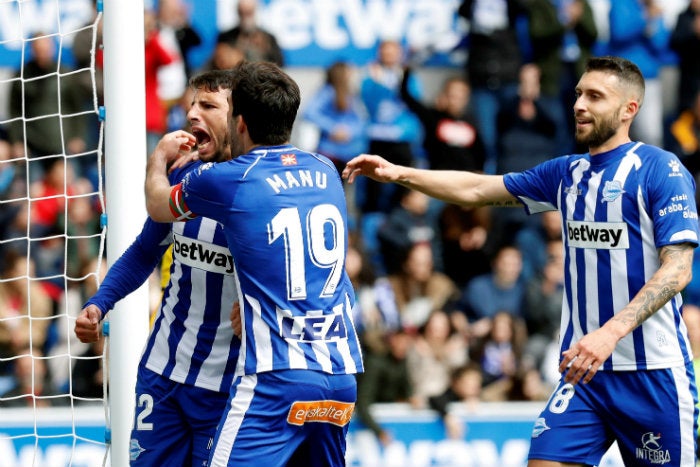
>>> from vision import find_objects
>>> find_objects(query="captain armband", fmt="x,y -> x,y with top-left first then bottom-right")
169,183 -> 198,221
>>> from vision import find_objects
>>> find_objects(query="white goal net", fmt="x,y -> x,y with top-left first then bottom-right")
0,1 -> 110,465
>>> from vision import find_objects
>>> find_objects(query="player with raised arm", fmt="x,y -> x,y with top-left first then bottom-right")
74,69 -> 239,467
344,56 -> 699,467
144,61 -> 364,467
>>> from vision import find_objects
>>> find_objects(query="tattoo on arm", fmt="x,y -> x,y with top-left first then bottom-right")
612,243 -> 694,329
482,199 -> 522,208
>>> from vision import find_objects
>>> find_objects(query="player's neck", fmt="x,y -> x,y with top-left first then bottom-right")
589,133 -> 633,156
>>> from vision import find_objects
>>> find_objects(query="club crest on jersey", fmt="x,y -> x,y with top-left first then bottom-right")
601,180 -> 624,202
129,439 -> 145,461
281,154 -> 297,166
636,432 -> 671,464
531,417 -> 550,438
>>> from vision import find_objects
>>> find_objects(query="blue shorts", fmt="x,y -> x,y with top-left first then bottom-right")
528,363 -> 698,466
209,369 -> 357,467
130,366 -> 230,467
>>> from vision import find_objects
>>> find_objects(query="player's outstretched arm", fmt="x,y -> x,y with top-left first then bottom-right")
146,131 -> 197,222
75,305 -> 103,343
342,154 -> 518,207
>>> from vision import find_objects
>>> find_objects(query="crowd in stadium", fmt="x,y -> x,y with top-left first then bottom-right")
1,0 -> 700,443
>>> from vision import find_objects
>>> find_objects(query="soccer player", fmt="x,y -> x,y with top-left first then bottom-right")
144,61 -> 364,467
343,56 -> 699,467
74,69 -> 239,466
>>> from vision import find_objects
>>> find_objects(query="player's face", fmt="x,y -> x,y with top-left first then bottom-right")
573,71 -> 626,150
187,88 -> 231,163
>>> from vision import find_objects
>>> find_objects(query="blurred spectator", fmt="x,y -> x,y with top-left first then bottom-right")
157,0 -> 202,80
47,256 -> 104,393
346,241 -> 400,357
302,61 -> 368,175
668,88 -> 700,179
452,244 -> 525,339
438,204 -> 493,291
145,9 -> 177,156
216,0 -> 284,66
8,33 -> 87,180
64,180 -> 102,279
493,64 -> 559,236
514,209 -> 562,281
354,328 -> 415,446
30,158 -> 77,237
521,238 -> 564,371
683,244 -> 700,309
377,188 -> 442,276
156,0 -> 202,136
505,367 -> 552,402
28,158 -> 93,284
670,0 -> 700,115
0,350 -> 67,407
457,0 -> 527,174
69,0 -> 103,180
203,41 -> 246,72
470,311 -> 526,397
400,66 -> 485,172
71,0 -> 103,105
496,64 -> 559,176
607,0 -> 670,147
386,242 -> 459,330
358,39 -> 424,215
71,337 -> 104,403
525,0 -> 597,152
0,125 -> 24,203
428,362 -> 483,439
0,251 -> 53,378
407,310 -> 469,407
682,303 -> 700,455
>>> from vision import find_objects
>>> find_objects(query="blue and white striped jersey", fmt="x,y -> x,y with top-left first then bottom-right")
504,142 -> 700,371
172,145 -> 364,377
87,161 -> 239,393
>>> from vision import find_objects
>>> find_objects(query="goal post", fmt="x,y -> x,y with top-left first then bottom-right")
102,0 -> 150,465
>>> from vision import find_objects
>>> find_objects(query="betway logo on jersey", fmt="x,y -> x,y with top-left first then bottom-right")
172,234 -> 234,275
566,220 -> 629,249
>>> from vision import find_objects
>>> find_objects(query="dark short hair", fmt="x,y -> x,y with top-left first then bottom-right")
189,69 -> 235,93
585,56 -> 645,101
229,61 -> 300,145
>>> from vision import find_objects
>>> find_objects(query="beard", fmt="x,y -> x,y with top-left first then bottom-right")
574,110 -> 620,149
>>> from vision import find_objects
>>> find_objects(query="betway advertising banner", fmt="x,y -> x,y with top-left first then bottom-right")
0,0 -> 465,70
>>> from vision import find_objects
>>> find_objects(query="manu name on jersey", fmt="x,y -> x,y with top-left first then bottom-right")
503,142 -> 700,371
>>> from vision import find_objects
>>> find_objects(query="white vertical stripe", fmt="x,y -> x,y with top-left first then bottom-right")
247,295 -> 273,373
671,365 -> 696,467
145,262 -> 182,373
565,161 -> 588,347
172,266 -> 204,378
584,171 -> 602,339
311,341 -> 333,373
336,299 -> 358,374
288,340 -> 308,369
608,156 -> 633,368
196,272 -> 237,389
210,374 -> 257,467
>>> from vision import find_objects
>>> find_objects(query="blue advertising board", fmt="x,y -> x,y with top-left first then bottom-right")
0,0 -> 466,71
0,403 -> 625,467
